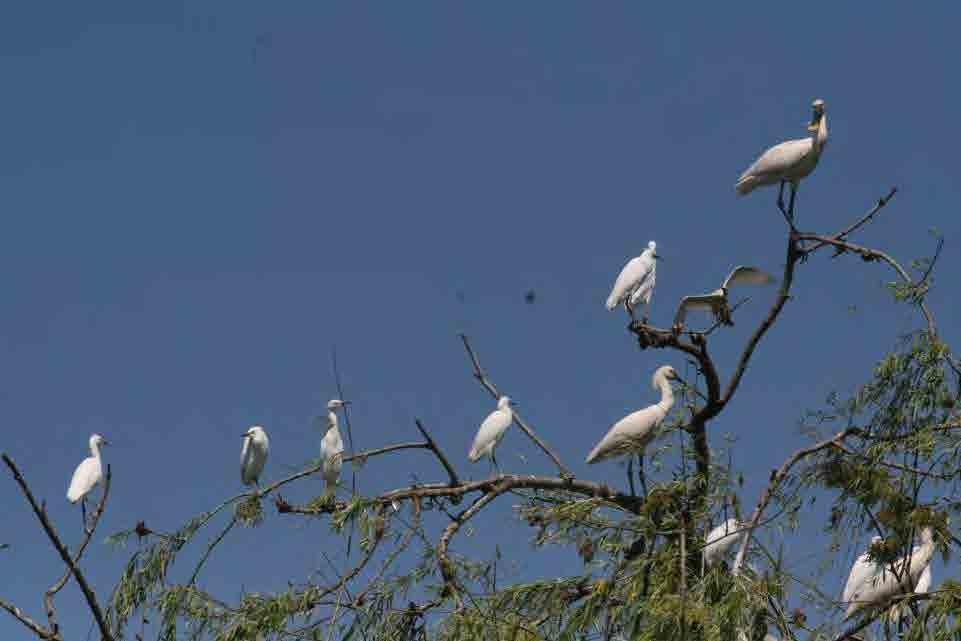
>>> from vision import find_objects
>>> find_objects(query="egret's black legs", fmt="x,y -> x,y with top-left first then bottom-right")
627,456 -> 636,497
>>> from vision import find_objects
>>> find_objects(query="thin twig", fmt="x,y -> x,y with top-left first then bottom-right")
414,419 -> 459,486
732,428 -> 858,574
459,334 -> 572,478
797,233 -> 936,336
0,597 -> 51,639
805,187 -> 898,253
2,455 -> 113,641
45,467 -> 112,637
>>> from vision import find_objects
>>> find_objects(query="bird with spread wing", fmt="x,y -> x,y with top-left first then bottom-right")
672,266 -> 775,332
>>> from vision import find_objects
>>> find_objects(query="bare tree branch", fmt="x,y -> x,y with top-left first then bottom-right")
732,428 -> 858,574
0,597 -> 52,639
414,419 -> 460,486
459,334 -> 572,478
45,465 -> 112,637
804,187 -> 898,253
1,454 -> 113,641
797,233 -> 937,336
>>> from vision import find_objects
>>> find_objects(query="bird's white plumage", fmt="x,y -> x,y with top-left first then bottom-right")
469,396 -> 513,463
736,100 -> 828,195
722,266 -> 776,290
66,434 -> 106,503
240,426 -> 269,486
915,563 -> 932,594
586,366 -> 676,464
845,528 -> 935,619
673,265 -> 775,329
703,518 -> 742,566
322,400 -> 347,489
606,241 -> 657,314
842,536 -> 883,605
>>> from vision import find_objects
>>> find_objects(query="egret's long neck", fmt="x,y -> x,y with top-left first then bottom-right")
656,378 -> 675,412
327,410 -> 340,433
812,114 -> 828,152
90,441 -> 102,459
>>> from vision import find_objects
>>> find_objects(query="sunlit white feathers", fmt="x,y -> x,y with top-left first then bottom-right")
673,266 -> 775,329
322,399 -> 348,489
606,241 -> 658,319
469,396 -> 513,465
586,366 -> 677,464
736,99 -> 828,195
67,433 -> 107,503
703,518 -> 743,566
240,426 -> 269,486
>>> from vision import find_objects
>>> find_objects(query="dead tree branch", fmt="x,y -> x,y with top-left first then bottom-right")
414,419 -> 459,486
732,428 -> 859,574
1,454 -> 113,641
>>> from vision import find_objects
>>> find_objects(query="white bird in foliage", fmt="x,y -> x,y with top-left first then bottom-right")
703,518 -> 743,566
586,365 -> 678,464
67,434 -> 108,527
606,241 -> 660,322
469,396 -> 514,471
842,536 -> 883,607
322,399 -> 349,490
886,543 -> 934,620
240,426 -> 269,487
736,99 -> 828,221
673,266 -> 776,331
845,528 -> 935,619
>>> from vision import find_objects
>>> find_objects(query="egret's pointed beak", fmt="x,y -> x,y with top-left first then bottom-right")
241,433 -> 249,438
654,253 -> 664,261
342,400 -> 352,406
102,439 -> 110,446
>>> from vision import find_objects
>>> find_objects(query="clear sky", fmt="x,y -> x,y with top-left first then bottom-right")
1,2 -> 959,638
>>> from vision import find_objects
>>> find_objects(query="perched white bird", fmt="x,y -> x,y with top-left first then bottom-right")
322,399 -> 349,490
469,396 -> 514,471
67,433 -> 108,505
586,365 -> 678,464
703,517 -> 743,566
845,528 -> 935,619
673,266 -> 776,331
240,426 -> 269,487
606,241 -> 659,321
842,536 -> 884,607
736,99 -> 828,220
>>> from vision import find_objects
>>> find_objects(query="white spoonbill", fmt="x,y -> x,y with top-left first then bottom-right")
845,528 -> 935,619
468,396 -> 514,471
240,425 -> 269,487
736,99 -> 828,222
67,433 -> 108,527
606,241 -> 660,322
703,518 -> 743,566
673,266 -> 775,331
586,365 -> 678,464
322,399 -> 350,490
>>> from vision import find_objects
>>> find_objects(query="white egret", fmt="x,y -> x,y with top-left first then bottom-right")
606,241 -> 659,322
322,399 -> 349,490
468,396 -> 514,472
845,528 -> 935,619
736,99 -> 828,223
67,433 -> 108,528
703,517 -> 743,566
673,266 -> 775,331
240,425 -> 269,487
842,536 -> 883,607
586,365 -> 678,464
915,563 -> 932,594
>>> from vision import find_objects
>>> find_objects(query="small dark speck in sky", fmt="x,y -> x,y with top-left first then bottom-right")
455,290 -> 466,303
524,290 -> 536,304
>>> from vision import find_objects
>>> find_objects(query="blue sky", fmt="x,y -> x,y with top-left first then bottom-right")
1,2 -> 959,637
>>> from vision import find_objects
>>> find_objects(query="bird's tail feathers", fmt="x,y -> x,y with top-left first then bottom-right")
605,295 -> 619,311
